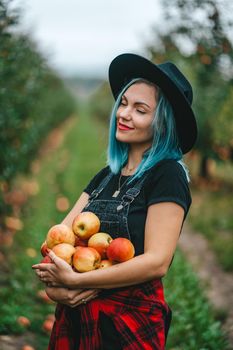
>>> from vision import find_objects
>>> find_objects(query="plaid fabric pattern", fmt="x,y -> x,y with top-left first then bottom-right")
48,278 -> 171,350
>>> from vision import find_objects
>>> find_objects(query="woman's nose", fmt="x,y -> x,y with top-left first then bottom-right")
118,106 -> 131,120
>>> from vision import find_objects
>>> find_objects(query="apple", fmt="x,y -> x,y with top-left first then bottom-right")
17,316 -> 31,327
72,212 -> 100,240
40,255 -> 53,264
88,232 -> 113,259
73,246 -> 101,272
40,241 -> 48,257
52,243 -> 76,264
22,345 -> 35,350
106,238 -> 135,263
99,259 -> 114,269
37,289 -> 54,304
74,236 -> 88,247
42,319 -> 54,333
46,224 -> 75,249
46,314 -> 55,322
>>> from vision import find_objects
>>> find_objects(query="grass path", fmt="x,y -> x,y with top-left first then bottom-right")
0,103 -> 230,350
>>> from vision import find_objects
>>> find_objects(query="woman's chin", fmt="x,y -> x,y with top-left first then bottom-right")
116,131 -> 134,142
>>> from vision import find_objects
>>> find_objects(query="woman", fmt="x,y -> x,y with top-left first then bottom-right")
33,53 -> 197,349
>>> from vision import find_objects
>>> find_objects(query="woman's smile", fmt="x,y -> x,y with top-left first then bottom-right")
117,121 -> 135,131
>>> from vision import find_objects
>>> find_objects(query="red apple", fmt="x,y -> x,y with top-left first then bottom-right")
72,212 -> 100,240
73,246 -> 101,272
74,236 -> 88,247
40,255 -> 53,264
52,243 -> 76,264
46,314 -> 55,322
17,316 -> 31,327
22,345 -> 35,350
99,259 -> 114,269
88,232 -> 113,259
106,238 -> 135,263
37,289 -> 54,304
46,224 -> 75,248
42,319 -> 54,333
40,241 -> 48,257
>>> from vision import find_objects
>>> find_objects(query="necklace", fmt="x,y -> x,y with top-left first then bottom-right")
112,173 -> 130,198
122,163 -> 138,176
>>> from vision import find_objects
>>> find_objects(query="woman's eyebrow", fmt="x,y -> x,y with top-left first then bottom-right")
122,95 -> 151,109
135,101 -> 151,109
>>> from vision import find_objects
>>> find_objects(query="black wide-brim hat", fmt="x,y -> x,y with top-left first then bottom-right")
108,53 -> 197,154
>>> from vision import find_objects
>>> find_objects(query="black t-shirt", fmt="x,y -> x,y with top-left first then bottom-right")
83,159 -> 191,256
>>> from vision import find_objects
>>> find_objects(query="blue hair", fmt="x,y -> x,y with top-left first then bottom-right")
107,78 -> 190,182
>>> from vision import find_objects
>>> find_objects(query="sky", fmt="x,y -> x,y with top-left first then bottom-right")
13,0 -> 162,78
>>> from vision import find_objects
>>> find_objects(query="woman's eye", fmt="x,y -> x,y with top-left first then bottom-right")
137,110 -> 146,114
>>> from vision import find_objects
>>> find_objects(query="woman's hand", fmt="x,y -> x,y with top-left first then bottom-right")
32,251 -> 76,288
45,286 -> 99,307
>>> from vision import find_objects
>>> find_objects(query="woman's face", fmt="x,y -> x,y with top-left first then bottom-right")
116,82 -> 157,148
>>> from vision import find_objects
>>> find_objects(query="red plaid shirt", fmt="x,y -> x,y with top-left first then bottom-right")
48,278 -> 171,350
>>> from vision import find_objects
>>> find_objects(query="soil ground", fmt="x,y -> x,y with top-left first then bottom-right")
0,333 -> 36,350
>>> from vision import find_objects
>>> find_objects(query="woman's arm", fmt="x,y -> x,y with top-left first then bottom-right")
33,202 -> 184,289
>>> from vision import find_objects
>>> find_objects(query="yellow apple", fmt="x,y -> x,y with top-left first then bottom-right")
46,224 -> 75,249
73,246 -> 101,272
72,212 -> 100,240
88,232 -> 113,259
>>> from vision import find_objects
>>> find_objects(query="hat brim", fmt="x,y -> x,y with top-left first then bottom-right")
108,53 -> 197,154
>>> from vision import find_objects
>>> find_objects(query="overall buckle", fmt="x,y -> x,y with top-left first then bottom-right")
117,194 -> 134,211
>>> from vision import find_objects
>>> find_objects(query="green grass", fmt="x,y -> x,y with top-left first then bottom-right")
0,102 -> 229,349
189,186 -> 233,271
185,155 -> 233,272
164,250 -> 228,349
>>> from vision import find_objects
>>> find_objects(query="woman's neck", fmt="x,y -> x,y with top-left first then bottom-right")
122,143 -> 150,176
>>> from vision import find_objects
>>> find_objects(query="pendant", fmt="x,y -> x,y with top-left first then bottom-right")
112,190 -> 120,198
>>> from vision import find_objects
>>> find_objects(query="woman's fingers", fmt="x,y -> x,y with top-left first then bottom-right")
35,268 -> 59,286
67,288 -> 99,307
32,251 -> 69,270
47,251 -> 66,267
35,269 -> 49,283
44,286 -> 99,307
32,263 -> 52,270
33,252 -> 74,286
74,292 -> 99,307
32,256 -> 66,271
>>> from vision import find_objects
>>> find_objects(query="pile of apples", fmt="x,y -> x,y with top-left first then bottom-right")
40,211 -> 135,272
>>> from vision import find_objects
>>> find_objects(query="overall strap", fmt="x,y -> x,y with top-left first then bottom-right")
117,173 -> 149,211
117,159 -> 175,211
88,171 -> 114,201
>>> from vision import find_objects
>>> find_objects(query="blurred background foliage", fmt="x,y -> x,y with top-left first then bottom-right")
0,0 -> 76,217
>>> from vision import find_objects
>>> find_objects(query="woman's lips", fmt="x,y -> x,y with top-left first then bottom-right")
117,122 -> 134,131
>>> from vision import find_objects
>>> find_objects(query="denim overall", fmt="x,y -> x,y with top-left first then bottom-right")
82,171 -> 146,240
82,171 -> 149,349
